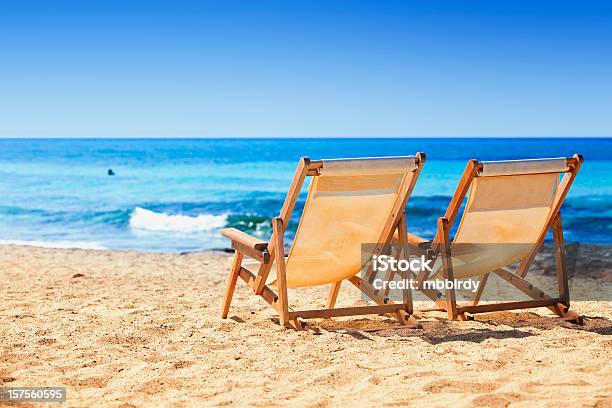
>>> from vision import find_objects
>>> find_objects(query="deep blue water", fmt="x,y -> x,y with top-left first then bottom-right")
0,138 -> 609,252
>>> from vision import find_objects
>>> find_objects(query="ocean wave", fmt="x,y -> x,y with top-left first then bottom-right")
129,207 -> 228,233
0,239 -> 108,250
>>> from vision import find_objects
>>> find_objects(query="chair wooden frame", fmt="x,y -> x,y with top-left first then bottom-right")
220,154 -> 426,330
403,154 -> 584,323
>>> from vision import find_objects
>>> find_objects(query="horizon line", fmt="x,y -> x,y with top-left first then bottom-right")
0,136 -> 610,140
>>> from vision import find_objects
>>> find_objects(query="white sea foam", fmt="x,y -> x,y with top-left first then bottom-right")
0,240 -> 108,250
129,207 -> 227,233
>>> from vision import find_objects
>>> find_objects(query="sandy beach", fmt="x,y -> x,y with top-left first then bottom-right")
1,245 -> 611,407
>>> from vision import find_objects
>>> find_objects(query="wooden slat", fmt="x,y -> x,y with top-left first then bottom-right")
492,267 -> 579,319
308,160 -> 323,170
493,268 -> 548,299
220,251 -> 243,318
306,160 -> 323,176
383,230 -> 447,305
432,159 -> 477,251
348,276 -> 386,304
552,213 -> 569,306
397,212 -> 414,312
378,152 -> 426,252
443,159 -> 478,224
253,157 -> 310,295
471,272 -> 489,306
253,157 -> 310,294
458,298 -> 562,314
416,306 -> 447,312
516,154 -> 583,278
364,152 -> 426,282
326,281 -> 342,309
290,304 -> 408,320
279,157 -> 311,219
231,241 -> 269,263
348,275 -> 417,324
237,267 -> 280,313
566,156 -> 581,169
272,217 -> 289,325
221,228 -> 268,250
438,217 -> 458,320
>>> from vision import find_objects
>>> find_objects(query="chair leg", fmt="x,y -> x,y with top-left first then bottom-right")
326,281 -> 342,309
273,217 -> 290,327
551,303 -> 584,324
550,216 -> 583,323
396,310 -> 422,328
438,217 -> 458,320
397,212 -> 414,313
220,251 -> 243,319
552,214 -> 570,307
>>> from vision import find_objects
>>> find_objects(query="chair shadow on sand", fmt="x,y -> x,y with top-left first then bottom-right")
470,311 -> 612,335
291,309 -> 612,344
306,317 -> 535,344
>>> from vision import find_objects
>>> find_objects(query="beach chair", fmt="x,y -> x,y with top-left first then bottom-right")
401,155 -> 584,323
220,154 -> 426,330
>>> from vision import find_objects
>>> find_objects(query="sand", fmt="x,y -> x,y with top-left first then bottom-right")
1,245 -> 611,407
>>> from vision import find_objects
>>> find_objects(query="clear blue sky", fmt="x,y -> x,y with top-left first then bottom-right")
1,0 -> 611,137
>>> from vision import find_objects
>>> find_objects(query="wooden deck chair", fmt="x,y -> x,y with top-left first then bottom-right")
220,154 -> 426,330
402,155 -> 584,323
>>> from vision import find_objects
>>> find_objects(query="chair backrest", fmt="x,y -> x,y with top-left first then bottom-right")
448,157 -> 576,279
285,156 -> 423,287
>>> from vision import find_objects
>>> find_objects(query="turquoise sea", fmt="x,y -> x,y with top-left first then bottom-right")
0,138 -> 609,252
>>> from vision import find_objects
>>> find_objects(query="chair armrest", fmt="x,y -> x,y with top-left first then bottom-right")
220,228 -> 269,263
220,228 -> 268,251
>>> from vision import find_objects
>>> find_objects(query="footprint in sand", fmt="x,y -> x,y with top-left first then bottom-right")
403,370 -> 438,379
64,376 -> 111,388
472,392 -> 532,407
521,379 -> 591,394
138,377 -> 184,395
172,360 -> 194,369
422,379 -> 500,394
98,335 -> 150,346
